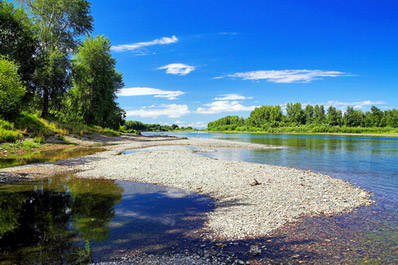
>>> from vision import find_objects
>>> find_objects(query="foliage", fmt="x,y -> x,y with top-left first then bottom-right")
0,0 -> 38,103
67,35 -> 124,129
0,128 -> 21,142
207,103 -> 398,134
123,120 -> 193,132
0,56 -> 26,120
17,0 -> 93,117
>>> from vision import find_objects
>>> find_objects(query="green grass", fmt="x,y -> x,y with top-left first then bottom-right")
0,112 -> 125,144
0,128 -> 21,142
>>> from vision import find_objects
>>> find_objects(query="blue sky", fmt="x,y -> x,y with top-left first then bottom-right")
90,0 -> 398,128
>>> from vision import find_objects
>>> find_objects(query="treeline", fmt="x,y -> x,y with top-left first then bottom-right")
0,0 -> 124,131
208,103 -> 398,133
123,121 -> 194,132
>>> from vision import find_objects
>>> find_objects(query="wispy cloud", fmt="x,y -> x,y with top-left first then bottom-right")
196,101 -> 257,114
216,70 -> 351,83
111,35 -> 178,52
324,100 -> 386,109
280,100 -> 387,112
214,94 -> 253,100
126,104 -> 190,118
117,87 -> 184,100
157,63 -> 195,75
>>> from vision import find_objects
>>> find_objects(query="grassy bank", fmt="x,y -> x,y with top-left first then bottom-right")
0,112 -> 124,156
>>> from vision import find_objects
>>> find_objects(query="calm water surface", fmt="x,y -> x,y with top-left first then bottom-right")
0,176 -> 214,264
144,131 -> 398,262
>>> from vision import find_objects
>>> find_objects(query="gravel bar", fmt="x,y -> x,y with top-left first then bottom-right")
72,137 -> 373,240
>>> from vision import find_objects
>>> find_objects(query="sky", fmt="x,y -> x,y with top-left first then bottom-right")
90,0 -> 398,128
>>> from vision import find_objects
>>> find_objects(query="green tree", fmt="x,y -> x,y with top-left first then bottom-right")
343,106 -> 364,127
247,105 -> 282,127
17,0 -> 93,117
304,105 -> 314,124
286,103 -> 305,125
68,35 -> 124,129
0,1 -> 38,104
0,56 -> 26,120
327,106 -> 342,126
313,104 -> 326,124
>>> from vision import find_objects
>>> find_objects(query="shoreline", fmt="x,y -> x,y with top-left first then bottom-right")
203,130 -> 398,137
1,134 -> 373,240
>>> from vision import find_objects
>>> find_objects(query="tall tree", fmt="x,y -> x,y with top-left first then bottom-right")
313,104 -> 326,124
0,56 -> 26,120
17,0 -> 93,117
286,103 -> 305,125
0,1 -> 38,104
304,105 -> 314,124
327,106 -> 342,126
68,35 -> 124,129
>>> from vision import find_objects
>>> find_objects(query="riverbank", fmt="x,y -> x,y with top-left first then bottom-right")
205,130 -> 398,137
0,134 -> 373,241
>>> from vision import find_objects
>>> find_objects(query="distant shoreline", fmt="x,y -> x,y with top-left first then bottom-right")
202,130 -> 398,137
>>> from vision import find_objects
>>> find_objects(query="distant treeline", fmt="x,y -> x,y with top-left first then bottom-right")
207,103 -> 398,134
123,121 -> 194,132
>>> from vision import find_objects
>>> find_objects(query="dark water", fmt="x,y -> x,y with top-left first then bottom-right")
143,131 -> 398,263
0,176 -> 214,264
0,147 -> 104,169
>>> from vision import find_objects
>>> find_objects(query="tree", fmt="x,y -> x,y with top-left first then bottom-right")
313,104 -> 326,124
327,106 -> 342,126
304,105 -> 314,124
17,0 -> 93,117
0,1 -> 38,104
343,106 -> 364,127
286,103 -> 305,125
0,56 -> 26,120
67,35 -> 124,129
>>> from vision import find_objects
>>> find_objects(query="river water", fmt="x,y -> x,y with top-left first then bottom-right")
144,131 -> 398,263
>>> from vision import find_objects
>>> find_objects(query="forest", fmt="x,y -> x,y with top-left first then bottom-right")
207,103 -> 398,134
0,0 -> 124,142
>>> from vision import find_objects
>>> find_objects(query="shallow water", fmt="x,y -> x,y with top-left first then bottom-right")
0,176 -> 214,264
0,147 -> 104,169
143,131 -> 398,263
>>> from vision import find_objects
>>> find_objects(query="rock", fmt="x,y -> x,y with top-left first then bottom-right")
248,245 -> 261,256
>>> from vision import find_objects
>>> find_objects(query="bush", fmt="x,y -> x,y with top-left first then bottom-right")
0,119 -> 14,130
0,57 -> 26,120
0,128 -> 21,142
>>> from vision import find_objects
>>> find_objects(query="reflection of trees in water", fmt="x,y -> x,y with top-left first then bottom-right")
0,177 -> 123,264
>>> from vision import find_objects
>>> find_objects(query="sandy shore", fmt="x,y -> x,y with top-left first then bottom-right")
1,135 -> 372,240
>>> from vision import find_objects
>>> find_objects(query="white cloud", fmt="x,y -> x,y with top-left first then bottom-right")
187,121 -> 207,129
324,100 -> 386,109
117,87 -> 184,100
196,101 -> 257,114
125,104 -> 190,118
217,70 -> 351,83
214,94 -> 253,100
111,35 -> 178,52
157,63 -> 195,75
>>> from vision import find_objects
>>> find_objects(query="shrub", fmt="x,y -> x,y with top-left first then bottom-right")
0,128 -> 21,142
0,57 -> 26,120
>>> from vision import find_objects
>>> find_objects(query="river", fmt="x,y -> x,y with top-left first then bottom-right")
144,131 -> 398,263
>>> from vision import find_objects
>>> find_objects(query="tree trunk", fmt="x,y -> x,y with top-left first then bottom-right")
42,87 -> 49,118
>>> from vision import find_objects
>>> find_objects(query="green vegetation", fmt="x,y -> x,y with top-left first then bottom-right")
208,103 -> 398,134
123,120 -> 196,132
0,0 -> 127,144
0,56 -> 26,120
